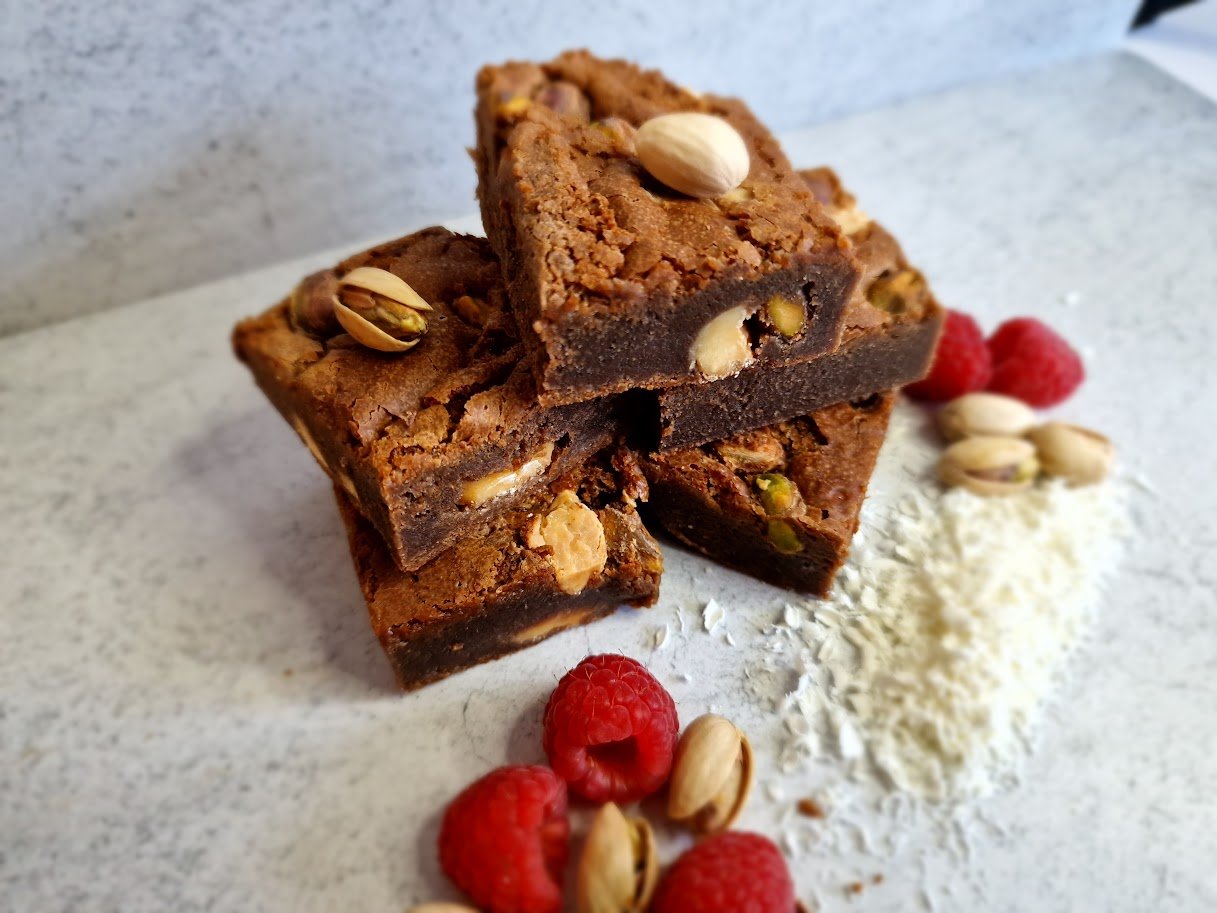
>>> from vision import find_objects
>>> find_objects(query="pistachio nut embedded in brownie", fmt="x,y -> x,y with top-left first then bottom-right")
233,227 -> 624,572
653,168 -> 943,450
474,50 -> 861,406
337,445 -> 663,691
642,394 -> 895,597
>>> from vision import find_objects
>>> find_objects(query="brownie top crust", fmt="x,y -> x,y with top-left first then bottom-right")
233,228 -> 542,471
476,49 -> 853,316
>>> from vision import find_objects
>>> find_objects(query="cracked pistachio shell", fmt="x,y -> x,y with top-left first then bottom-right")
938,435 -> 1039,496
938,393 -> 1037,442
576,802 -> 658,913
668,714 -> 754,835
333,301 -> 422,353
338,265 -> 432,311
1028,422 -> 1114,486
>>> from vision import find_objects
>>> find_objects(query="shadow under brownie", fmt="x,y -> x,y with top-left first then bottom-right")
474,50 -> 860,406
335,447 -> 663,691
642,394 -> 896,597
653,168 -> 943,450
233,227 -> 627,572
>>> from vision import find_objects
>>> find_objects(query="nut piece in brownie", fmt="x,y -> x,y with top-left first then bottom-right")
474,49 -> 860,406
336,447 -> 663,691
233,227 -> 623,572
642,395 -> 895,597
654,168 -> 944,450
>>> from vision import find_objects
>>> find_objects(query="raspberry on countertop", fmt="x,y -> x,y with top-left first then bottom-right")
542,654 -> 679,803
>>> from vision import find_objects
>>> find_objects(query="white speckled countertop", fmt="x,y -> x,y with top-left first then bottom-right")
3,53 -> 1216,911
3,0 -> 1139,336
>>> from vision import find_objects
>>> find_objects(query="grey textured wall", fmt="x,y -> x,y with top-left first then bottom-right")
2,0 -> 1139,336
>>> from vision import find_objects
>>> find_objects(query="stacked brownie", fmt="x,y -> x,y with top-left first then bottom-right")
233,50 -> 942,690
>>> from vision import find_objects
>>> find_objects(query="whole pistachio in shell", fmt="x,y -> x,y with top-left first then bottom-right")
938,436 -> 1039,496
289,270 -> 341,337
938,392 -> 1037,442
668,714 -> 754,835
333,266 -> 430,353
576,802 -> 658,913
1028,422 -> 1114,486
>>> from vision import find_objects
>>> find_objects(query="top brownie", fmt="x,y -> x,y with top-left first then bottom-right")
233,227 -> 623,572
475,49 -> 860,406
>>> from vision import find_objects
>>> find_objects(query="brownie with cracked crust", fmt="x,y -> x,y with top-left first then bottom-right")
642,394 -> 895,597
474,50 -> 860,407
233,227 -> 626,573
654,168 -> 943,450
336,447 -> 663,691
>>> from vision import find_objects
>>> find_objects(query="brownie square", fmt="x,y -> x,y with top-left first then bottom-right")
474,50 -> 860,406
653,168 -> 943,450
233,227 -> 627,572
336,447 -> 663,691
642,394 -> 895,597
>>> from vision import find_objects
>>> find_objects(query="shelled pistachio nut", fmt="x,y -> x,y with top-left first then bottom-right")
668,714 -> 754,834
527,488 -> 608,595
635,112 -> 750,199
333,266 -> 431,353
594,116 -> 638,151
867,269 -> 923,315
938,436 -> 1039,496
715,430 -> 786,473
536,80 -> 590,120
690,306 -> 752,378
576,802 -> 658,913
289,270 -> 341,337
938,392 -> 1037,442
766,294 -> 805,338
755,473 -> 805,518
1028,422 -> 1114,486
766,518 -> 804,554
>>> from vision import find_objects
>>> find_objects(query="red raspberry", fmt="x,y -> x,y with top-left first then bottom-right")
542,654 -> 678,804
986,317 -> 1084,407
651,831 -> 796,913
904,309 -> 992,401
438,765 -> 569,913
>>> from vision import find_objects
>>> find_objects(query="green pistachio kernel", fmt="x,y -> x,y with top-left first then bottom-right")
767,294 -> 806,338
766,519 -> 804,554
754,473 -> 804,517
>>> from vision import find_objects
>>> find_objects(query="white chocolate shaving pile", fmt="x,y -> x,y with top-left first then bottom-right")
750,403 -> 1129,800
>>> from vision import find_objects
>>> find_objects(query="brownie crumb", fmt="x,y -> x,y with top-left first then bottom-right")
872,873 -> 884,885
796,797 -> 826,818
846,881 -> 864,895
